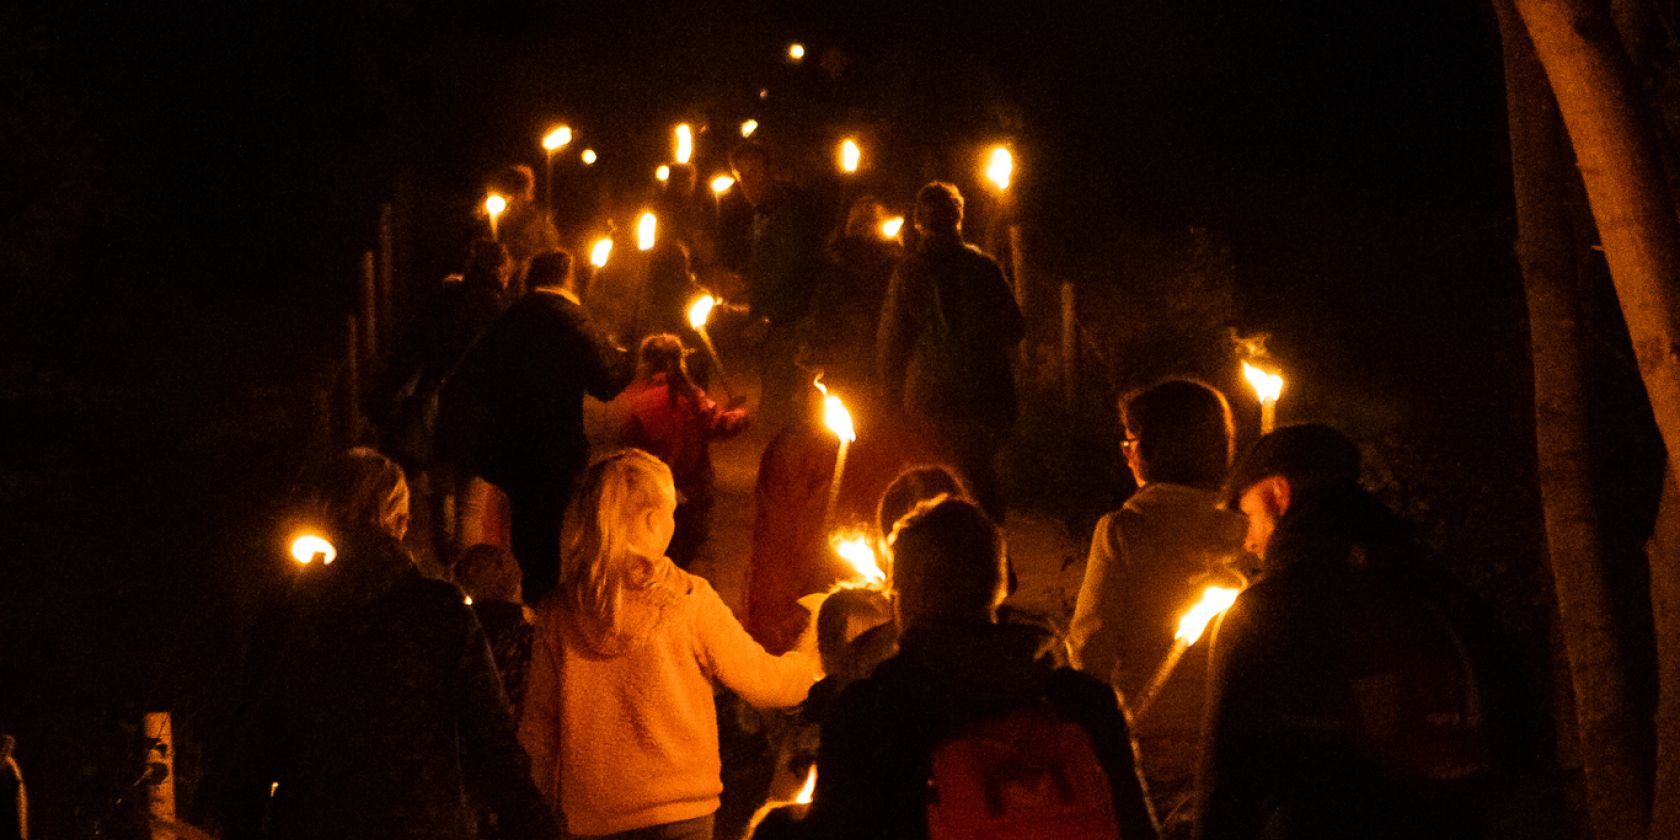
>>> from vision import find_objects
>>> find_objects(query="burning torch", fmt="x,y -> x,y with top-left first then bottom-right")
816,376 -> 856,530
1241,361 -> 1284,435
687,293 -> 736,399
1129,585 -> 1241,720
484,193 -> 508,241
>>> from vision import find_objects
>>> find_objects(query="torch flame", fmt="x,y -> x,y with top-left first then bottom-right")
656,165 -> 671,183
484,193 -> 508,217
795,765 -> 817,804
839,138 -> 861,174
637,211 -> 657,251
985,146 -> 1013,191
590,237 -> 613,268
581,148 -> 598,165
740,119 -> 759,138
788,42 -> 806,62
880,216 -> 904,240
675,123 -> 694,165
290,534 -> 336,566
711,175 -> 735,194
542,125 -> 572,151
831,532 -> 885,583
687,294 -> 716,331
813,377 -> 855,443
1174,586 -> 1241,646
1241,361 -> 1284,403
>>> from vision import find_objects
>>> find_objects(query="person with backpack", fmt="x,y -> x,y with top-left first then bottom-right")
875,182 -> 1024,521
796,497 -> 1158,840
1198,424 -> 1491,840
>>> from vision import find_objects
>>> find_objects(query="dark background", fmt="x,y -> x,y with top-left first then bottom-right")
3,0 -> 1656,835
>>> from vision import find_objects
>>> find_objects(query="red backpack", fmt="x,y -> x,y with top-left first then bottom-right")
925,702 -> 1121,840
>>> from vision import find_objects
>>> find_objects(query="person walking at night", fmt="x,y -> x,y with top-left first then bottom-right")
808,196 -> 901,391
796,497 -> 1158,840
729,141 -> 828,428
489,165 -> 560,295
620,333 -> 750,569
1198,424 -> 1490,840
519,449 -> 820,840
1068,379 -> 1249,832
875,181 -> 1024,521
445,248 -> 632,603
228,448 -> 552,840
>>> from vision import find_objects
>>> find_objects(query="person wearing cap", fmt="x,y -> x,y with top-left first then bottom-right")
1068,379 -> 1249,830
1196,424 -> 1490,840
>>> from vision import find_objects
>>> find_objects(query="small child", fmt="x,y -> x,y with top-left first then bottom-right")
622,333 -> 749,569
520,449 -> 819,839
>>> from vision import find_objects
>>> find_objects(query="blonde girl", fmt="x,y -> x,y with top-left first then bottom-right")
520,449 -> 819,840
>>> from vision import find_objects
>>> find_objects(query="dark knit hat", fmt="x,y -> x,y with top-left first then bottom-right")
1223,423 -> 1362,507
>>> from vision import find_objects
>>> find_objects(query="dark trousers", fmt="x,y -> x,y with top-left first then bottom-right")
504,474 -> 576,603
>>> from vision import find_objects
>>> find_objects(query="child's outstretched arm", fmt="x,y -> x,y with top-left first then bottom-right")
692,578 -> 819,708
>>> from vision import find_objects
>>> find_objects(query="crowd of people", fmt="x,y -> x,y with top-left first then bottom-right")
211,139 -> 1498,840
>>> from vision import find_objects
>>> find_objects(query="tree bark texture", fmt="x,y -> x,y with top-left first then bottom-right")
1498,2 -> 1655,838
1648,471 -> 1680,840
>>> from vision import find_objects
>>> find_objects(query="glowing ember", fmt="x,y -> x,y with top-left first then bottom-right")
1241,361 -> 1284,403
839,138 -> 861,174
813,377 -> 855,443
711,175 -> 735,194
1174,586 -> 1241,646
590,237 -> 613,268
740,119 -> 759,138
795,765 -> 817,804
985,146 -> 1013,191
831,533 -> 885,583
788,42 -> 806,62
687,294 -> 717,330
290,534 -> 336,566
675,123 -> 693,165
637,212 -> 657,251
581,148 -> 598,165
542,125 -> 572,151
880,216 -> 905,240
656,165 -> 671,183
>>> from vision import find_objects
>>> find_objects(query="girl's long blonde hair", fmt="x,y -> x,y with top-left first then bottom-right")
557,448 -> 684,655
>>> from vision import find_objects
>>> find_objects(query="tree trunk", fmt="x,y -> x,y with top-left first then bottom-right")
1649,472 -> 1680,839
1496,3 -> 1653,837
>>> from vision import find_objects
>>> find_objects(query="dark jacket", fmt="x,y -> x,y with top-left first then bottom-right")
1196,487 -> 1487,840
746,183 -> 827,327
372,277 -> 507,465
801,621 -> 1158,840
444,287 -> 631,485
233,533 -> 553,840
875,233 -> 1024,432
810,235 -> 899,389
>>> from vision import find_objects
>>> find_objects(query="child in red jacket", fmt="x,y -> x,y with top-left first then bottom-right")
622,333 -> 749,568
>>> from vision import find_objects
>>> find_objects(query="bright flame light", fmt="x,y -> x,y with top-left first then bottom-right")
1241,361 -> 1284,403
880,216 -> 905,240
985,146 -> 1013,191
788,42 -> 806,62
581,148 -> 598,165
711,175 -> 735,194
464,595 -> 474,606
675,123 -> 693,164
637,211 -> 657,251
656,165 -> 671,183
290,534 -> 336,566
590,237 -> 613,268
813,377 -> 856,443
740,119 -> 759,138
795,765 -> 817,804
839,138 -> 861,174
687,294 -> 716,330
542,125 -> 573,151
484,194 -> 508,217
1174,586 -> 1241,646
831,533 -> 885,583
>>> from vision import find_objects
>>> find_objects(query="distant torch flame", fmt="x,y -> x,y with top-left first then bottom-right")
590,237 -> 613,268
831,533 -> 885,584
675,123 -> 694,164
581,148 -> 598,165
484,194 -> 507,217
795,765 -> 817,804
637,212 -> 657,251
813,377 -> 855,443
788,42 -> 806,62
1241,361 -> 1283,403
985,146 -> 1013,191
740,119 -> 759,138
290,534 -> 336,566
687,294 -> 717,330
711,175 -> 735,194
542,125 -> 572,151
1174,586 -> 1241,646
839,138 -> 861,174
656,165 -> 671,183
880,216 -> 905,240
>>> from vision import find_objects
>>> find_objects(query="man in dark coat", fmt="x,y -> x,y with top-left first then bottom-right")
446,249 -> 632,602
875,182 -> 1024,520
229,449 -> 553,840
1197,425 -> 1489,840
796,498 -> 1158,840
